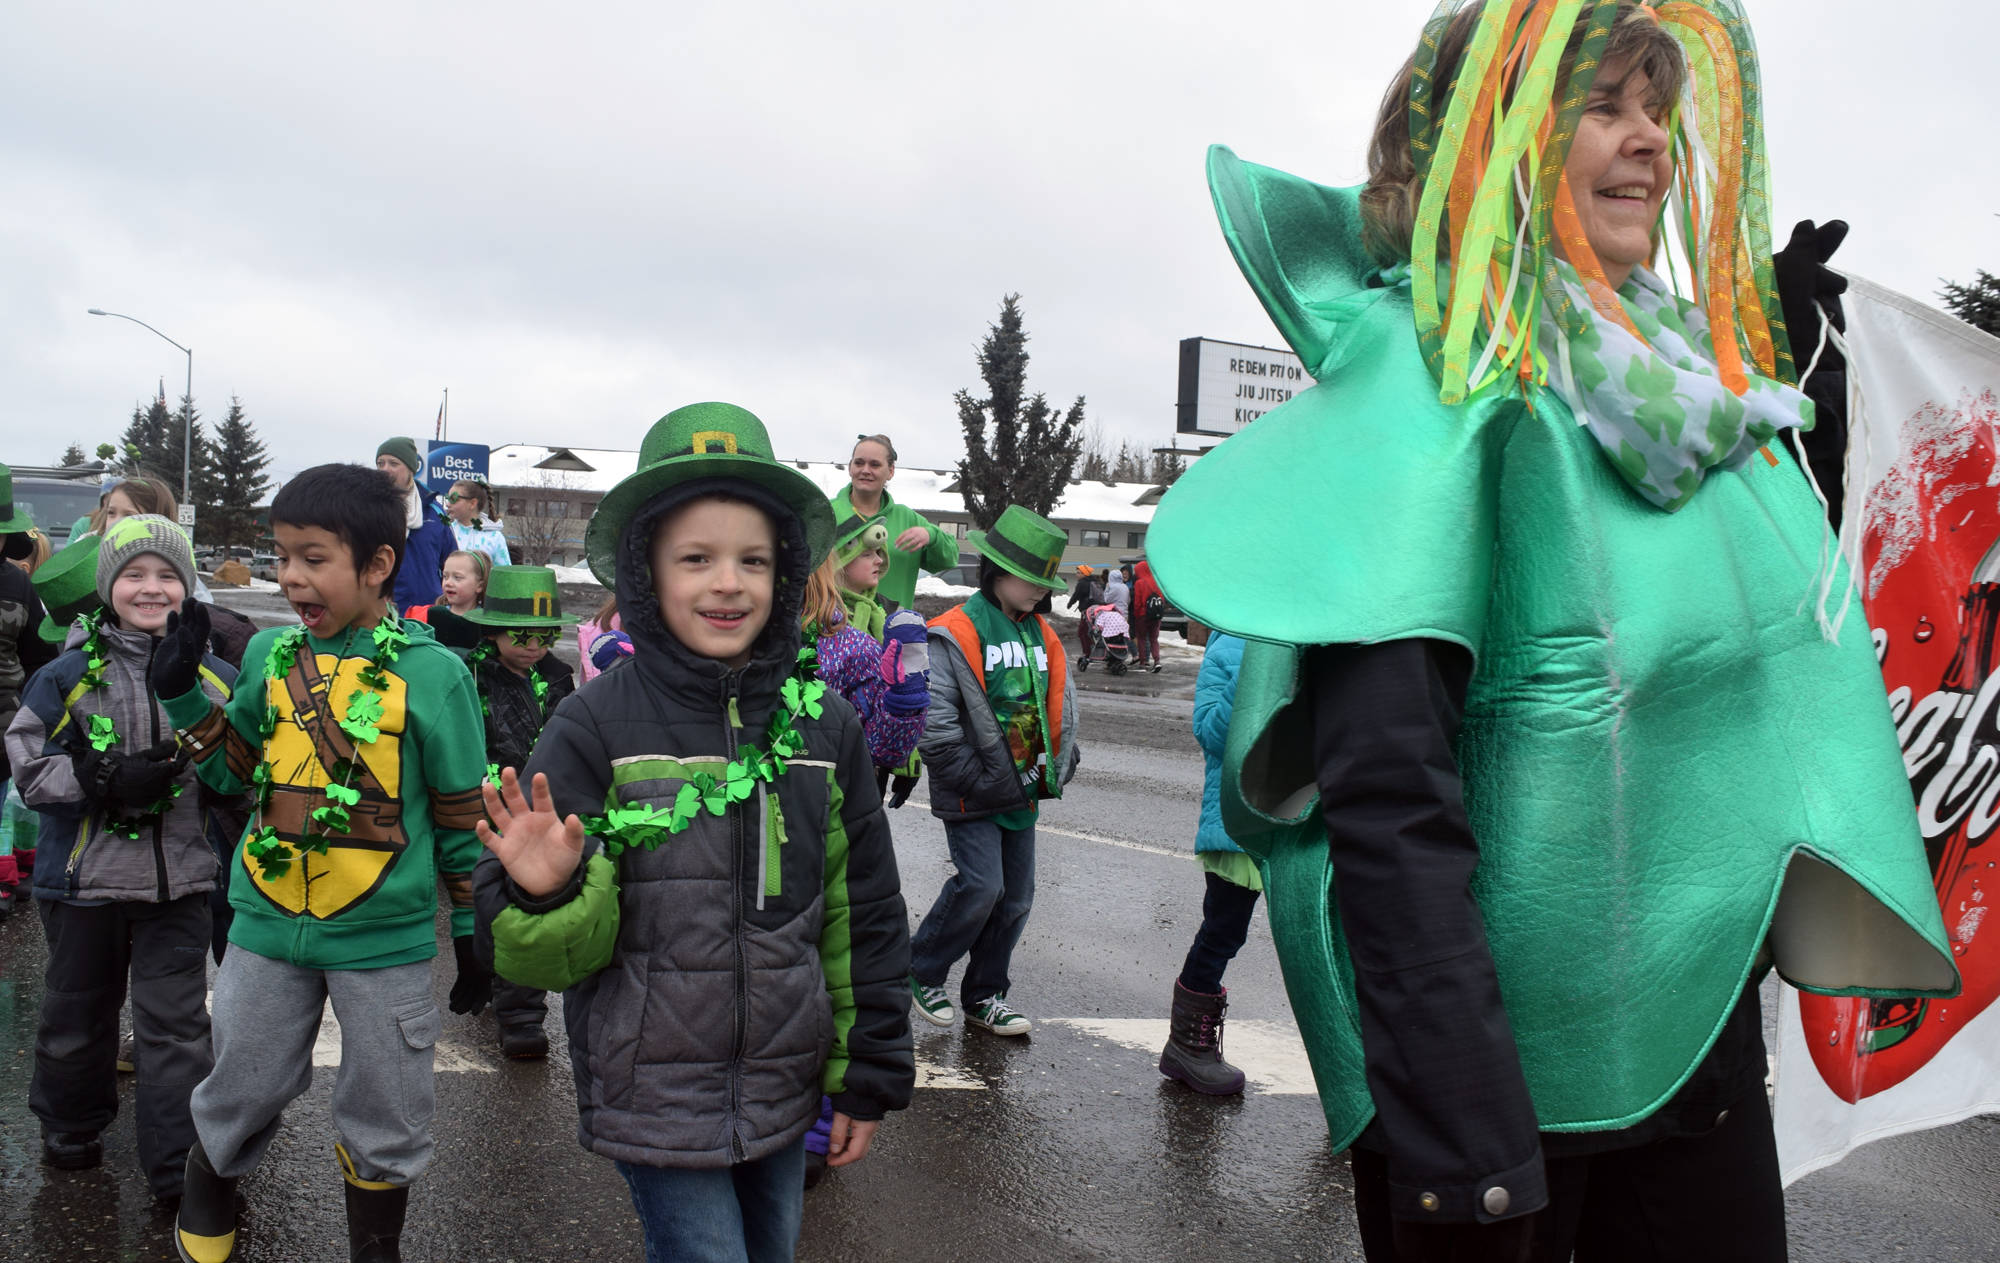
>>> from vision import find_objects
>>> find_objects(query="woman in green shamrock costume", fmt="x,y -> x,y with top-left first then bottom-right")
1148,1 -> 1958,1255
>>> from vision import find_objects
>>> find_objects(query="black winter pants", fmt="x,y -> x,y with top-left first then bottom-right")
495,979 -> 548,1030
31,894 -> 213,1197
1177,871 -> 1262,994
1350,1082 -> 1788,1262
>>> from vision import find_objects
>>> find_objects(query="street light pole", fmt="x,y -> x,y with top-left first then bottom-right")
87,308 -> 193,505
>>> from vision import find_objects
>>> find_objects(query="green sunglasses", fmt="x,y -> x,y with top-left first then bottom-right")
506,628 -> 561,647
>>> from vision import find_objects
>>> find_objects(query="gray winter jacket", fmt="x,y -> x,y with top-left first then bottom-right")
919,606 -> 1079,822
6,619 -> 236,903
476,480 -> 914,1169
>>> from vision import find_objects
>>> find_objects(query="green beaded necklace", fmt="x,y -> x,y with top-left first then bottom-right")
579,646 -> 825,858
70,611 -> 184,840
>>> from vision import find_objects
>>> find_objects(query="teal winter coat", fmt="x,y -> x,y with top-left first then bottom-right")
1192,632 -> 1243,857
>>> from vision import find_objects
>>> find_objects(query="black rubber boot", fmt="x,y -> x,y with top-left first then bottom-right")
499,1022 -> 549,1060
174,1142 -> 239,1263
43,1130 -> 102,1171
1158,980 -> 1246,1095
338,1143 -> 409,1263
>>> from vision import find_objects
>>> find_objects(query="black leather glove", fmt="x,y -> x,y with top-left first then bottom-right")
449,935 -> 494,1016
148,599 -> 211,701
1773,218 -> 1852,525
74,739 -> 188,810
887,771 -> 920,809
1773,218 -> 1849,378
1390,1216 -> 1536,1263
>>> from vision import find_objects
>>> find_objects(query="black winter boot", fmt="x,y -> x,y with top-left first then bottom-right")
174,1142 -> 239,1263
337,1143 -> 409,1263
1158,980 -> 1246,1095
42,1130 -> 102,1171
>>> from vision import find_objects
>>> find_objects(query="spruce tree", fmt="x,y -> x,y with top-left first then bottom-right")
119,396 -> 176,479
1941,270 -> 2000,339
59,443 -> 87,466
208,396 -> 272,548
157,395 -> 216,506
953,294 -> 1086,529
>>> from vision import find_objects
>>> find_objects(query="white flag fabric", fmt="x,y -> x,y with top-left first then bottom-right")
1774,274 -> 2000,1185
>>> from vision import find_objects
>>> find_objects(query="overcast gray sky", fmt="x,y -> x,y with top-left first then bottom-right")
8,1 -> 1994,482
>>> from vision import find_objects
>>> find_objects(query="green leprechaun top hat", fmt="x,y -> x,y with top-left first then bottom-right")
455,566 -> 581,629
832,513 -> 889,569
35,532 -> 103,643
970,505 -> 1067,592
0,464 -> 39,536
585,402 -> 835,587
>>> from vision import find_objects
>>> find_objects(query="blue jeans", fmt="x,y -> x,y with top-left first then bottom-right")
908,817 -> 1036,1007
617,1140 -> 806,1263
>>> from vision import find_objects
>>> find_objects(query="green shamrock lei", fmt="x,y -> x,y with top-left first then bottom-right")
72,611 -> 185,840
467,639 -> 551,788
578,646 -> 825,858
241,620 -> 410,881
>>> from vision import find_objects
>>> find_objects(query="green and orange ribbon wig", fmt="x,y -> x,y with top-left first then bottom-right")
1406,0 -> 1793,405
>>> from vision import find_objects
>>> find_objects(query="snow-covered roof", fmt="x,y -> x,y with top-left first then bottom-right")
487,445 -> 1169,524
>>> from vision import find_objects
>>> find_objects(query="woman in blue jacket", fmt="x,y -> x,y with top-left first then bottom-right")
1158,632 -> 1258,1095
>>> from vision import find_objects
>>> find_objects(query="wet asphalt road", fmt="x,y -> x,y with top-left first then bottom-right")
2,606 -> 1998,1260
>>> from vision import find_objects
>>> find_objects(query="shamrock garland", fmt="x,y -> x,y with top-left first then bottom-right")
242,620 -> 410,881
579,646 -> 824,858
467,639 -> 553,787
69,611 -> 186,840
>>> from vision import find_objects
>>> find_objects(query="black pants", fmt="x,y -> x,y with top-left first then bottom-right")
495,978 -> 548,1030
31,893 -> 213,1196
1177,871 -> 1262,994
1350,1083 -> 1788,1262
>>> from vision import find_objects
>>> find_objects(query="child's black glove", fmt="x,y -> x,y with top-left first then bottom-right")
74,739 -> 188,809
149,599 -> 212,702
449,935 -> 494,1015
887,771 -> 920,809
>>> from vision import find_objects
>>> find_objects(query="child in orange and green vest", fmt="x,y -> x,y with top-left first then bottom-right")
907,505 -> 1079,1037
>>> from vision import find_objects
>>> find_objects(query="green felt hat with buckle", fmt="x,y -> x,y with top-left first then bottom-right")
585,401 -> 836,587
0,464 -> 38,535
456,566 -> 580,629
34,532 -> 103,643
832,513 -> 889,568
970,504 -> 1067,592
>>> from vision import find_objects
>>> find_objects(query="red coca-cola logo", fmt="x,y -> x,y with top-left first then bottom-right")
1803,388 -> 2000,1101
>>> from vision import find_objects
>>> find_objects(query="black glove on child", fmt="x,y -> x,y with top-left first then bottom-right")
74,739 -> 189,810
148,599 -> 212,702
450,935 -> 494,1016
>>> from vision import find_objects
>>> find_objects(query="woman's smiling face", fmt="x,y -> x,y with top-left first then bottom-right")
1562,57 -> 1673,290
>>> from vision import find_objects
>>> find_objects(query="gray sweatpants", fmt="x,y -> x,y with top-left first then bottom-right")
191,948 -> 441,1185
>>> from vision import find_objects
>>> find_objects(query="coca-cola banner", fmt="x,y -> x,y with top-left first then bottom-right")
1775,274 -> 2000,1184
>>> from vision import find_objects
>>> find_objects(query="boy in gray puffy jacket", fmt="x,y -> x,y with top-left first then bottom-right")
474,403 -> 913,1263
5,515 -> 237,1196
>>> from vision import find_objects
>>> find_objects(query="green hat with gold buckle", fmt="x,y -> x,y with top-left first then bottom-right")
34,532 -> 104,643
969,504 -> 1067,592
0,464 -> 38,535
585,401 -> 836,587
456,566 -> 581,629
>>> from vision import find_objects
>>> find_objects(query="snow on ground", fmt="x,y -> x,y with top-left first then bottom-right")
206,576 -> 280,593
551,564 -> 601,586
914,574 -> 975,598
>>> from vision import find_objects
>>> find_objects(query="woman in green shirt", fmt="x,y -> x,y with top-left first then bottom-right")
831,434 -> 956,610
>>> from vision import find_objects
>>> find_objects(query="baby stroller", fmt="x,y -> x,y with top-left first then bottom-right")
1080,604 -> 1132,675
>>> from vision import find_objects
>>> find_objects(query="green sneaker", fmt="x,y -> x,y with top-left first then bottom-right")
965,994 -> 1031,1036
910,977 -> 955,1027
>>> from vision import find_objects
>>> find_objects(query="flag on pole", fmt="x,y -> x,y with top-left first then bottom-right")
1774,274 -> 2000,1184
435,399 -> 444,441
